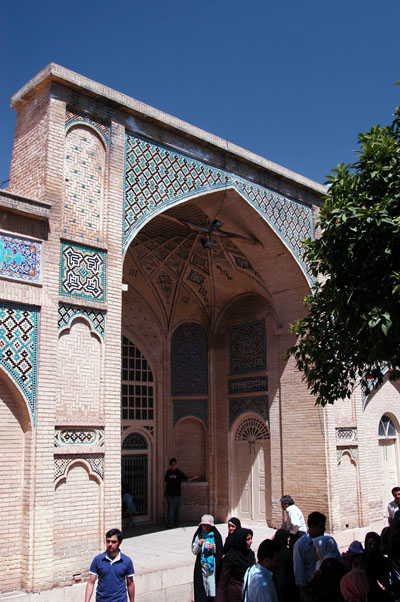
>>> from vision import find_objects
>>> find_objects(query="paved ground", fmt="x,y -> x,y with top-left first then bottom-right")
121,520 -> 276,574
0,518 -> 387,601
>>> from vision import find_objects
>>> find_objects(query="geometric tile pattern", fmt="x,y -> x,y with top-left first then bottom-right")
229,320 -> 266,374
63,125 -> 105,240
173,399 -> 208,427
54,427 -> 105,447
54,454 -> 104,481
65,106 -> 109,146
228,376 -> 268,395
229,395 -> 269,427
171,323 -> 208,395
58,303 -> 106,339
0,302 -> 39,423
0,233 -> 41,283
336,428 -> 357,443
60,242 -> 106,303
124,133 -> 313,280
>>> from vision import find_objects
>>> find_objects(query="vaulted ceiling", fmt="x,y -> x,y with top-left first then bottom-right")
123,198 -> 271,329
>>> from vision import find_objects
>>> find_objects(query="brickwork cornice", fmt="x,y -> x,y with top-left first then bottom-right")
0,189 -> 51,220
10,63 -> 327,200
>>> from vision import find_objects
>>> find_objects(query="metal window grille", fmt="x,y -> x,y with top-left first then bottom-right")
122,454 -> 148,515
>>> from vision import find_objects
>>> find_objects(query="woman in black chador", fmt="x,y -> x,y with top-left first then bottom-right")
216,527 -> 255,602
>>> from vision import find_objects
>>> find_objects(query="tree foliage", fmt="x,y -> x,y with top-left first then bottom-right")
289,106 -> 400,405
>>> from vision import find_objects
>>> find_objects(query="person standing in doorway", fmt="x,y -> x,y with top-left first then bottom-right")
164,457 -> 198,528
84,528 -> 134,602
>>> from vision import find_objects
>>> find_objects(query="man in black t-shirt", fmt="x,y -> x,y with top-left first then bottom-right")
164,457 -> 198,527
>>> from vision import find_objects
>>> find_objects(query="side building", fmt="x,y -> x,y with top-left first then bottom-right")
0,63 -> 397,594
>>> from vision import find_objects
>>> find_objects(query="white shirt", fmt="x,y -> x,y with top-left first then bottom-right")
386,500 -> 400,519
242,563 -> 278,602
285,504 -> 306,534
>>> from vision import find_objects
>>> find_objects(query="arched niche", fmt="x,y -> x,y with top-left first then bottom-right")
63,124 -> 106,241
56,318 -> 102,420
0,370 -> 32,591
173,417 -> 206,480
53,462 -> 102,575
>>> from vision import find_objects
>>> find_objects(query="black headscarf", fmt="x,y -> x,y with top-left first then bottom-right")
222,517 -> 241,555
224,528 -> 255,572
274,528 -> 290,550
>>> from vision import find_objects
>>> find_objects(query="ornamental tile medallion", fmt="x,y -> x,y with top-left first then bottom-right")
124,133 -> 313,281
0,233 -> 41,283
0,302 -> 39,423
60,242 -> 106,303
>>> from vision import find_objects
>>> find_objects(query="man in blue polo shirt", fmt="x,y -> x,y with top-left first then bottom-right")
85,528 -> 135,602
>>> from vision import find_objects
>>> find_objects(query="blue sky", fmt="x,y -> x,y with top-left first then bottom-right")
1,0 -> 399,186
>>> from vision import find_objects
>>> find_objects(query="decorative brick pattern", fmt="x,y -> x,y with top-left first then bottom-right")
54,428 -> 104,447
0,302 -> 39,423
173,399 -> 208,426
229,395 -> 269,427
54,454 -> 104,482
229,320 -> 266,374
58,303 -> 105,339
63,125 -> 105,240
337,446 -> 358,464
0,233 -> 41,283
124,134 -> 313,278
171,323 -> 208,395
56,319 -> 101,419
60,242 -> 106,302
65,106 -> 110,146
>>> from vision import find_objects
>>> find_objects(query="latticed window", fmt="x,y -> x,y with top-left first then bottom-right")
122,336 -> 154,420
379,415 -> 397,438
235,417 -> 270,441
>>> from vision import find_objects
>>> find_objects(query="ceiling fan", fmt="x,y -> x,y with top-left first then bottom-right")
160,215 -> 263,249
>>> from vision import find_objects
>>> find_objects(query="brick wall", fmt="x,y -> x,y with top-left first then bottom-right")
53,463 -> 102,586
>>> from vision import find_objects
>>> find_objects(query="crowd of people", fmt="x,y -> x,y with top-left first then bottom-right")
191,488 -> 400,602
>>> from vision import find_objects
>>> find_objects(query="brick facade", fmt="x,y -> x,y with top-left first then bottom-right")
0,63 -> 396,594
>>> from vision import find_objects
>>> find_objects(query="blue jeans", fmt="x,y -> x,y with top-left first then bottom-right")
167,494 -> 181,525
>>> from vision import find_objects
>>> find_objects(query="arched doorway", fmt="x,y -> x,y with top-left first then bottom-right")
379,414 -> 399,508
232,415 -> 271,521
122,431 -> 152,521
121,336 -> 155,522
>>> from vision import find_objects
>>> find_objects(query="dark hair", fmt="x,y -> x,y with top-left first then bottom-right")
106,528 -> 123,543
307,512 -> 326,528
392,487 -> 400,496
169,457 -> 177,464
281,495 -> 294,506
258,539 -> 279,563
